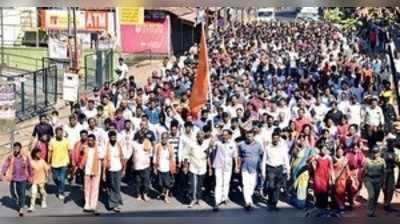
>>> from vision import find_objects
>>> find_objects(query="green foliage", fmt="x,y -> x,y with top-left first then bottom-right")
323,8 -> 362,31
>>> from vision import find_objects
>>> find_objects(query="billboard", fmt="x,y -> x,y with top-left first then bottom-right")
42,9 -> 111,32
0,82 -> 16,133
120,16 -> 170,54
119,7 -> 144,25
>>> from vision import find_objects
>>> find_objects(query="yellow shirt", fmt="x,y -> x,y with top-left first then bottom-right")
380,90 -> 395,105
104,102 -> 115,117
49,138 -> 70,168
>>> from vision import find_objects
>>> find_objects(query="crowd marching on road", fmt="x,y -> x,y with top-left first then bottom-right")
1,17 -> 400,218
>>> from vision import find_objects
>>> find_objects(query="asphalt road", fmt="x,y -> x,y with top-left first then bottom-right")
0,179 -> 399,219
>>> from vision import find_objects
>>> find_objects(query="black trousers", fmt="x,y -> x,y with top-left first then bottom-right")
134,168 -> 150,196
265,165 -> 284,208
315,192 -> 329,209
187,172 -> 205,202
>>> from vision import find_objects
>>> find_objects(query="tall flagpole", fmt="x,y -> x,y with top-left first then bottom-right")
202,9 -> 214,130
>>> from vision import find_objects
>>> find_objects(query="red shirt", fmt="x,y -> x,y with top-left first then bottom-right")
36,141 -> 48,161
293,117 -> 311,133
337,124 -> 349,139
313,155 -> 332,193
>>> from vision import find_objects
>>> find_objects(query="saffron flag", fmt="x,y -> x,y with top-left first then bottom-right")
189,25 -> 209,119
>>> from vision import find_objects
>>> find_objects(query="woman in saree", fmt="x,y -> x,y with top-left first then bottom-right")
342,127 -> 366,209
290,134 -> 316,208
333,148 -> 350,212
301,124 -> 317,148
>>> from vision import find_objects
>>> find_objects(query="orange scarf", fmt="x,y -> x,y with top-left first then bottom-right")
81,145 -> 100,176
155,143 -> 176,174
72,141 -> 87,170
104,143 -> 125,171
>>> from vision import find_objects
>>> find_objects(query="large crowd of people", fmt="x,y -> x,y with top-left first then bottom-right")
1,17 -> 400,218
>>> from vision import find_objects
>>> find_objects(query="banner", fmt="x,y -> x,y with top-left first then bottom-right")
48,38 -> 68,59
0,82 -> 16,133
42,9 -> 110,32
120,16 -> 170,54
119,7 -> 144,25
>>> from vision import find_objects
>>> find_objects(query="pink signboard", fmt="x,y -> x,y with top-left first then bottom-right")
121,16 -> 170,54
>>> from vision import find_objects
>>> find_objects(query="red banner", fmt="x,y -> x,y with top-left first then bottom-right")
120,16 -> 170,54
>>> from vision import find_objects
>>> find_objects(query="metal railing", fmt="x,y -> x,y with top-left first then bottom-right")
0,65 -> 58,122
3,52 -> 42,71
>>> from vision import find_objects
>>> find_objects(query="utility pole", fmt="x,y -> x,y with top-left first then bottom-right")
0,7 -> 4,73
388,44 -> 400,113
72,7 -> 78,73
35,10 -> 39,48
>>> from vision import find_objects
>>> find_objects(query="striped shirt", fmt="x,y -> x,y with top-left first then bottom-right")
168,135 -> 180,163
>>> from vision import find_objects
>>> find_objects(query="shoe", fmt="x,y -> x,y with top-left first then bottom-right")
384,206 -> 398,212
41,201 -> 47,208
213,206 -> 219,212
113,207 -> 121,213
195,200 -> 200,205
142,194 -> 149,202
188,201 -> 195,208
245,204 -> 252,211
59,195 -> 65,201
28,206 -> 34,212
164,197 -> 171,204
18,209 -> 24,217
83,209 -> 91,213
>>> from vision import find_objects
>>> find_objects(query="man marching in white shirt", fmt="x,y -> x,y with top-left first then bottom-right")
102,131 -> 125,213
118,120 -> 135,160
262,131 -> 290,211
365,97 -> 385,128
210,129 -> 240,212
184,131 -> 211,208
131,132 -> 153,201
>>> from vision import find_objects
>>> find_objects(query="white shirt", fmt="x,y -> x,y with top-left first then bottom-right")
338,100 -> 350,115
118,129 -> 135,159
116,63 -> 129,80
64,123 -> 84,149
212,140 -> 238,170
122,108 -> 134,123
178,132 -> 196,163
348,103 -> 362,125
185,140 -> 209,175
131,117 -> 141,132
88,127 -> 107,158
262,141 -> 290,174
313,103 -> 329,124
84,146 -> 101,176
276,106 -> 290,128
365,106 -> 385,127
132,141 -> 152,170
83,108 -> 98,119
157,145 -> 171,172
107,144 -> 123,172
